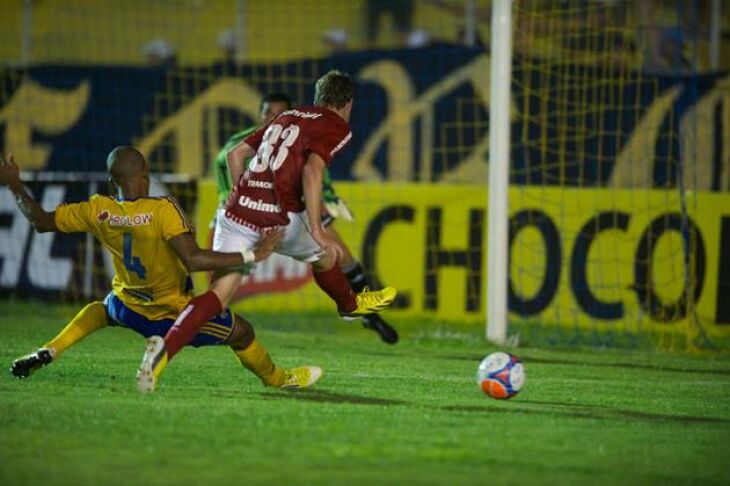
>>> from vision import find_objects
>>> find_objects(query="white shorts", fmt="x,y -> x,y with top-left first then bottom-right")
212,209 -> 324,265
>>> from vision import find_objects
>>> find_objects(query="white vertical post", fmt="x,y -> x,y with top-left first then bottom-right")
709,0 -> 720,71
235,0 -> 247,62
487,0 -> 513,345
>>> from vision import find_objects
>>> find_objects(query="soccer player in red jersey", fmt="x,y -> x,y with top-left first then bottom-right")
212,91 -> 399,344
138,70 -> 397,392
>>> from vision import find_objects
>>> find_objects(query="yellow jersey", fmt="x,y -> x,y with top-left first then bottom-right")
55,194 -> 194,320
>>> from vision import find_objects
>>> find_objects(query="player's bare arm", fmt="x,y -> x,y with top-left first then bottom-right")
302,152 -> 344,262
0,154 -> 57,233
226,141 -> 256,187
168,228 -> 283,272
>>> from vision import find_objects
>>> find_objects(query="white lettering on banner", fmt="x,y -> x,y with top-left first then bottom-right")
238,195 -> 281,213
0,188 -> 31,286
247,180 -> 274,189
28,185 -> 72,289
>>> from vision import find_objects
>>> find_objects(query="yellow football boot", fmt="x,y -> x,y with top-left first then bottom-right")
280,366 -> 323,390
339,286 -> 397,321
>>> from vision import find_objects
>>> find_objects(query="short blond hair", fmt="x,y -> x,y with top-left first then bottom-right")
314,70 -> 354,109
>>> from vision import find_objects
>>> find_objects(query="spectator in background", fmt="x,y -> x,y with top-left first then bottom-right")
365,0 -> 415,48
425,0 -> 487,47
641,25 -> 693,74
639,0 -> 701,74
654,27 -> 692,73
322,28 -> 349,55
217,29 -> 240,63
141,39 -> 177,67
405,29 -> 432,49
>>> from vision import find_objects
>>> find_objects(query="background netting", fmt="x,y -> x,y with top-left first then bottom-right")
1,0 -> 728,350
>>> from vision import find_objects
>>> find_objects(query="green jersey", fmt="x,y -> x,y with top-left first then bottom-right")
322,167 -> 338,204
213,126 -> 258,205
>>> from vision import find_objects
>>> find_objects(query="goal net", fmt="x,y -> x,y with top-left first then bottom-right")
0,0 -> 493,321
493,0 -> 722,350
1,1 -> 728,350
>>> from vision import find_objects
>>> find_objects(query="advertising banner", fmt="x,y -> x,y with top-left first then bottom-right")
192,180 -> 730,338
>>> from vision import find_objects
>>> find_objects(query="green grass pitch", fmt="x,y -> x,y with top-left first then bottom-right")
1,301 -> 729,485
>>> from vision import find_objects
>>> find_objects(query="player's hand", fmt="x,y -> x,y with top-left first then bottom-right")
312,229 -> 345,262
324,197 -> 354,222
0,154 -> 21,188
252,227 -> 284,262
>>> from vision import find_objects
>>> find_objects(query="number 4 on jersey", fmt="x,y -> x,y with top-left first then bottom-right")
123,232 -> 147,279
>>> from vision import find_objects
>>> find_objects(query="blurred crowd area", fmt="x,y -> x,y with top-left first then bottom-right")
0,0 -> 728,72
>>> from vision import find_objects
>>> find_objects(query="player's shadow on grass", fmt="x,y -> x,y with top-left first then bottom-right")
442,354 -> 730,376
257,389 -> 406,406
441,402 -> 730,425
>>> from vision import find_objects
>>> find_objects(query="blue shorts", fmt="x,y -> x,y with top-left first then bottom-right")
103,293 -> 234,347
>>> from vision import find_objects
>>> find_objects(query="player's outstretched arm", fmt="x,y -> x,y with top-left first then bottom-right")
226,141 -> 256,187
0,154 -> 57,232
168,229 -> 283,272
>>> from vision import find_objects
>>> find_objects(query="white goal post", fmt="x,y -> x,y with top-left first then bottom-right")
486,0 -> 513,345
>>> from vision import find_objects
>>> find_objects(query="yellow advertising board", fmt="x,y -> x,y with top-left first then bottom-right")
194,180 -> 730,338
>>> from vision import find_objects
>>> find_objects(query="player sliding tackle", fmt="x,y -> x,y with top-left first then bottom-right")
138,70 -> 397,392
1,148 -> 322,390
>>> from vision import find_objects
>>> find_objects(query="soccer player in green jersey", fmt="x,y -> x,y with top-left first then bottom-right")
212,92 -> 398,344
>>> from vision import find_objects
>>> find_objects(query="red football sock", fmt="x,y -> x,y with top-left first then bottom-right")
313,265 -> 357,312
164,290 -> 222,359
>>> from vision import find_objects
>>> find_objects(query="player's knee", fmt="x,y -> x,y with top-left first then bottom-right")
312,253 -> 336,272
337,249 -> 354,269
227,315 -> 255,350
85,300 -> 106,313
83,301 -> 109,323
210,273 -> 240,307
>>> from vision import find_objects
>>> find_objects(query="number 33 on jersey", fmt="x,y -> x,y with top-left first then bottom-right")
250,124 -> 300,173
226,106 -> 353,227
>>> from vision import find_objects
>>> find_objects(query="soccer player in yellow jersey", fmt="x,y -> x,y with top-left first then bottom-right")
1,147 -> 321,391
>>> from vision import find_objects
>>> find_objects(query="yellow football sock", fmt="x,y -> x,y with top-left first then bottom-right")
44,301 -> 108,358
233,339 -> 285,387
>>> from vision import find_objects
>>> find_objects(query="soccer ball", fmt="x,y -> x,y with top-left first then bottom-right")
476,352 -> 525,399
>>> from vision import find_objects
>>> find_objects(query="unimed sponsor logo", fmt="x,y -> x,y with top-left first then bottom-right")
237,195 -> 281,214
